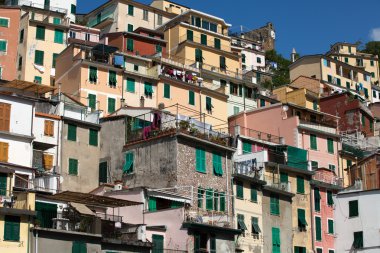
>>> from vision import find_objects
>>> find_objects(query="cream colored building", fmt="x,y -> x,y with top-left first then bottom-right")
289,55 -> 373,102
273,86 -> 320,111
16,6 -> 69,86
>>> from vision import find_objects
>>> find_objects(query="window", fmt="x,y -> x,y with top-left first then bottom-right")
313,101 -> 318,110
107,97 -> 116,114
89,129 -> 98,146
202,20 -> 209,30
69,30 -> 76,39
71,4 -> 76,14
108,70 -> 117,87
270,195 -> 280,215
250,185 -> 257,202
126,38 -> 134,51
156,44 -> 162,53
219,192 -> 225,212
157,14 -> 163,25
85,33 -> 90,41
323,59 -> 331,67
152,234 -> 164,253
210,235 -> 216,253
233,106 -> 239,115
68,158 -> 78,175
297,176 -> 305,194
18,56 -> 22,71
0,18 -> 9,27
88,94 -> 96,110
197,188 -> 204,208
311,161 -> 318,170
0,102 -> 11,132
0,142 -> 8,162
364,88 -> 369,98
353,231 -> 363,249
314,188 -> 321,211
212,153 -> 223,176
328,219 -> 334,234
210,23 -> 217,32
328,250 -> 334,253
89,66 -> 97,83
54,29 -> 65,43
36,25 -> 45,40
315,216 -> 322,241
0,173 -> 7,195
251,217 -> 261,235
310,134 -> 317,150
327,74 -> 332,82
195,147 -> 206,173
214,38 -> 221,49
349,200 -> 358,217
53,17 -> 61,25
164,83 -> 170,98
260,99 -> 265,107
143,82 -> 153,98
187,29 -> 193,41
72,241 -> 86,253
295,247 -> 306,253
51,53 -> 59,68
128,5 -> 134,15
373,90 -> 377,98
127,24 -> 134,32
257,57 -> 262,63
4,216 -> 20,241
133,64 -> 139,71
346,159 -> 352,168
280,172 -> 288,185
34,76 -> 42,84
272,227 -> 280,253
99,161 -> 107,184
214,192 -> 219,211
242,141 -> 251,154
34,50 -> 44,65
220,56 -> 226,70
242,54 -> 246,64
123,152 -> 134,174
19,29 -> 24,43
236,181 -> 243,199
361,114 -> 365,127
205,189 -> 214,210
346,81 -> 350,90
188,90 -> 195,105
44,120 -> 54,136
201,34 -> 207,45
327,138 -> 334,153
126,78 -> 135,93
148,197 -> 157,211
67,124 -> 77,141
143,9 -> 149,21
206,96 -> 212,113
298,209 -> 307,231
328,164 -> 335,171
237,214 -> 247,230
370,60 -> 374,66
316,249 -> 323,253
195,48 -> 203,63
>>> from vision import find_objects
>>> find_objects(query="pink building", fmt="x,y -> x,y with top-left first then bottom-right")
311,168 -> 342,253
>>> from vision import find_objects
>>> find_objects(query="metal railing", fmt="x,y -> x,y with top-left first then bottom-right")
265,175 -> 292,193
184,208 -> 234,229
230,125 -> 284,144
96,213 -> 122,223
179,34 -> 230,52
32,175 -> 60,194
313,173 -> 343,187
24,1 -> 67,14
299,120 -> 337,132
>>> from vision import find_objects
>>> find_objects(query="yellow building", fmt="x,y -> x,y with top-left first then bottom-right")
17,6 -> 69,86
289,55 -> 373,102
273,85 -> 320,111
0,170 -> 36,253
150,0 -> 189,15
327,42 -> 380,86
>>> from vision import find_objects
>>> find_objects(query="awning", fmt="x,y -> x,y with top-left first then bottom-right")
147,189 -> 192,204
298,216 -> 308,226
1,80 -> 55,94
238,220 -> 247,230
252,223 -> 261,233
70,202 -> 94,216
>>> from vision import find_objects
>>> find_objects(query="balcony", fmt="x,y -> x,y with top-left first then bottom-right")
32,174 -> 60,194
23,1 -> 67,14
299,120 -> 337,135
184,208 -> 234,230
88,11 -> 114,28
312,173 -> 343,187
124,64 -> 159,80
264,175 -> 292,193
179,34 -> 230,52
231,125 -> 284,145
0,190 -> 36,216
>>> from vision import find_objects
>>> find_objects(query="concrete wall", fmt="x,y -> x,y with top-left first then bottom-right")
289,58 -> 321,82
0,215 -> 32,253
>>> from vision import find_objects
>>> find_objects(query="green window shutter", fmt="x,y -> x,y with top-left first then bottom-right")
152,234 -> 164,253
327,191 -> 334,206
67,124 -> 77,141
337,78 -> 341,86
233,106 -> 239,115
312,161 -> 319,170
313,101 -> 318,110
89,129 -> 98,146
242,54 -> 246,63
201,34 -> 207,45
214,38 -> 221,49
155,44 -> 162,53
280,172 -> 288,183
164,83 -> 170,98
315,216 -> 322,241
206,96 -> 212,111
52,53 -> 59,68
195,148 -> 206,173
195,48 -> 203,63
364,88 -> 369,98
194,233 -> 200,252
213,192 -> 218,211
128,24 -> 134,32
353,231 -> 363,248
219,192 -> 225,212
328,220 -> 334,234
34,76 -> 42,84
272,227 -> 281,253
144,82 -> 153,97
0,18 -> 9,27
127,78 -> 135,92
297,176 -> 305,194
99,161 -> 107,183
0,173 -> 7,195
72,241 -> 87,253
188,90 -> 195,105
35,202 -> 57,228
220,56 -> 226,69
123,152 -> 134,174
34,50 -> 44,65
362,114 -> 365,126
328,250 -> 334,253
4,215 -> 20,241
242,141 -> 251,154
310,134 -> 317,150
197,188 -> 203,208
236,181 -> 243,199
260,99 -> 265,107
349,200 -> 359,217
328,75 -> 332,82
270,195 -> 280,215
19,29 -> 24,43
327,138 -> 334,153
251,217 -> 261,234
108,70 -> 117,86
314,188 -> 321,211
297,208 -> 307,228
126,38 -> 134,51
68,158 -> 78,175
71,4 -> 76,14
187,30 -> 193,41
237,214 -> 247,230
347,159 -> 352,168
250,185 -> 257,202
210,235 -> 216,253
128,5 -> 134,15
206,188 -> 213,210
89,66 -> 97,83
346,81 -> 350,90
212,153 -> 223,176
0,40 -> 7,52
108,98 -> 116,113
53,17 -> 61,25
371,60 -> 374,66
88,94 -> 96,109
36,25 -> 45,40
54,29 -> 64,44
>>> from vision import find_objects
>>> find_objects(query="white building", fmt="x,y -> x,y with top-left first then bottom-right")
5,0 -> 77,22
334,185 -> 380,253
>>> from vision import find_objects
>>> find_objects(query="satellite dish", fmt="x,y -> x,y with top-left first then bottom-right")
282,105 -> 289,112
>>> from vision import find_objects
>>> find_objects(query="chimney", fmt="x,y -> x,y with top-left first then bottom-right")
291,48 -> 297,63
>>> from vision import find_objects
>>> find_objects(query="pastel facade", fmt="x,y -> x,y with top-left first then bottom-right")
150,0 -> 189,15
231,36 -> 266,72
68,23 -> 100,45
0,7 -> 21,81
273,86 -> 319,111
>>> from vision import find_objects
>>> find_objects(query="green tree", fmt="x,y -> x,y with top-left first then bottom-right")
361,41 -> 380,58
265,50 -> 292,88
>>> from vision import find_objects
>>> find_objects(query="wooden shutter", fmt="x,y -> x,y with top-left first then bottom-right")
67,124 -> 77,141
189,90 -> 195,105
0,102 -> 11,131
152,234 -> 164,253
164,83 -> 170,98
298,208 -> 306,227
89,129 -> 98,146
242,142 -> 251,154
314,188 -> 321,211
148,197 -> 157,211
44,120 -> 54,136
315,216 -> 322,241
328,220 -> 334,234
0,173 -> 7,195
349,200 -> 358,217
195,148 -> 205,173
327,138 -> 334,153
250,185 -> 257,202
212,153 -> 222,176
0,142 -> 9,162
43,154 -> 53,170
310,134 -> 317,150
236,181 -> 243,199
219,192 -> 225,212
327,191 -> 334,206
4,215 -> 20,241
280,172 -> 288,183
206,188 -> 213,210
201,34 -> 207,45
272,227 -> 281,253
297,176 -> 305,193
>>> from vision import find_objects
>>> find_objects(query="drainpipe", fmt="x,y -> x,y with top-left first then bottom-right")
27,216 -> 30,253
35,230 -> 38,253
226,152 -> 230,223
310,188 -> 315,252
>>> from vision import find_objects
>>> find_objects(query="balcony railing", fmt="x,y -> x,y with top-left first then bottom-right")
313,173 -> 343,187
184,208 -> 234,229
179,34 -> 230,52
96,213 -> 122,223
265,175 -> 292,193
24,1 -> 67,14
32,175 -> 60,194
299,120 -> 337,134
230,125 -> 284,144
0,191 -> 35,211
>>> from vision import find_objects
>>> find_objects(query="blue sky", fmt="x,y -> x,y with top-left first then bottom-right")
78,0 -> 380,58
